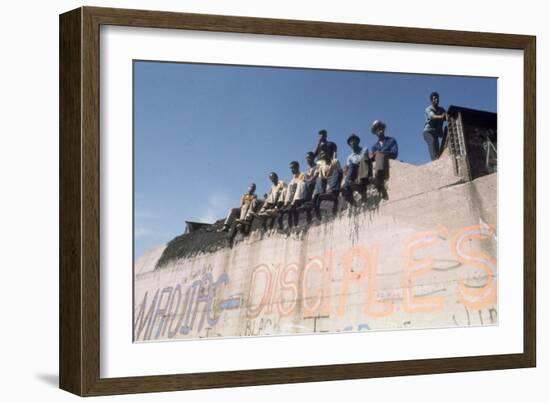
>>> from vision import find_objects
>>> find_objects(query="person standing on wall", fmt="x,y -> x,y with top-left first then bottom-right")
423,91 -> 447,161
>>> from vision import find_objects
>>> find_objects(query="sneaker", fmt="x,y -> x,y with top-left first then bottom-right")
217,224 -> 229,232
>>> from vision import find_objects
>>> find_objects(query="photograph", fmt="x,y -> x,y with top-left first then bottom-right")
55,4 -> 538,396
132,61 -> 498,342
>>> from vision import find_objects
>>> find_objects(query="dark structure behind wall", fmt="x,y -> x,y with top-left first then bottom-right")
445,105 -> 497,181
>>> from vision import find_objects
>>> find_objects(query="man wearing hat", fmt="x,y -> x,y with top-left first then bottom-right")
370,120 -> 398,199
313,129 -> 338,161
342,134 -> 370,205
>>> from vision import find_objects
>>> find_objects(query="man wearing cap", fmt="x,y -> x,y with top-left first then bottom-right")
218,182 -> 258,232
280,161 -> 307,227
313,129 -> 338,161
342,134 -> 370,205
370,120 -> 398,200
423,91 -> 447,161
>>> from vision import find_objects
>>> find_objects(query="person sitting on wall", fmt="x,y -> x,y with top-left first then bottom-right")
312,149 -> 342,220
341,133 -> 371,206
218,182 -> 258,233
370,120 -> 398,200
423,91 -> 447,161
313,129 -> 338,161
298,151 -> 319,224
255,172 -> 287,230
303,152 -> 319,200
280,161 -> 307,228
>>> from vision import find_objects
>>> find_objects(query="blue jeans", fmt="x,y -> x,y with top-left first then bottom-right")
423,130 -> 439,161
313,171 -> 341,213
327,170 -> 342,193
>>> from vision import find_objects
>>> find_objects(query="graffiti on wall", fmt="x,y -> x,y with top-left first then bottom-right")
134,272 -> 241,341
134,223 -> 497,341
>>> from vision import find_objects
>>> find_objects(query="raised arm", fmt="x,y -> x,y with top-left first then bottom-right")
428,108 -> 446,121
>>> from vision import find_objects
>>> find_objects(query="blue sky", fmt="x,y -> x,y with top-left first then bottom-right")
134,61 -> 496,258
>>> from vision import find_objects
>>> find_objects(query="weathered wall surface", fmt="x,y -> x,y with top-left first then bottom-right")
134,156 -> 497,342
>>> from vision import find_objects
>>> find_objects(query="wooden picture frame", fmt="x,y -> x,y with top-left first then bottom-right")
59,6 -> 536,396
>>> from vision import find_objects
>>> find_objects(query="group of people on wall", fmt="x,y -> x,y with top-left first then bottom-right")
218,91 -> 447,236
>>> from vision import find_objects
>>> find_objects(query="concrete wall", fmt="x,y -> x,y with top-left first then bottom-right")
134,156 -> 497,341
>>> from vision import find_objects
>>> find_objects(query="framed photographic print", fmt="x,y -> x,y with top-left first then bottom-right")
59,6 -> 536,396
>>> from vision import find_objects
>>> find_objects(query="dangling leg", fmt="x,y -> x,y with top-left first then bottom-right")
374,152 -> 389,200
313,194 -> 322,220
332,193 -> 339,215
219,207 -> 240,232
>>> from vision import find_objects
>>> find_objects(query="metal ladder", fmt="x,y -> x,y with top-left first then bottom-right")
447,111 -> 471,181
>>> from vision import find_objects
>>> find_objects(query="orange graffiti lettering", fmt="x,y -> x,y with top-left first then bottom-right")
364,246 -> 393,317
302,252 -> 333,317
451,224 -> 497,309
402,227 -> 447,313
247,264 -> 272,319
277,263 -> 299,317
